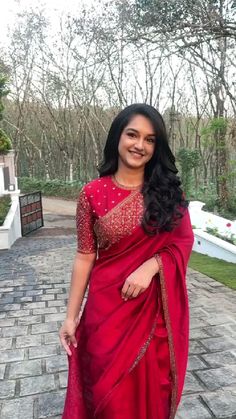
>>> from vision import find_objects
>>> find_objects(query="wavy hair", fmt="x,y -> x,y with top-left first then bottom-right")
98,103 -> 188,235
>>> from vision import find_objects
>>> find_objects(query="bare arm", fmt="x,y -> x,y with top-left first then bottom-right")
60,251 -> 96,355
66,252 -> 96,320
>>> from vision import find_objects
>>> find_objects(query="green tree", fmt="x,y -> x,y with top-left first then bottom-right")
177,148 -> 201,196
0,73 -> 11,153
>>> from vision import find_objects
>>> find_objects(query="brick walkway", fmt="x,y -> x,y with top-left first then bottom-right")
0,227 -> 236,418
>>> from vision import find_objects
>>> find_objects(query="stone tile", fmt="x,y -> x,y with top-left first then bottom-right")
203,325 -> 235,338
183,372 -> 204,393
202,389 -> 236,418
0,338 -> 12,350
33,307 -> 58,315
0,380 -> 15,399
0,319 -> 15,327
17,315 -> 42,325
45,313 -> 66,322
200,337 -> 236,352
195,365 -> 236,390
189,340 -> 207,355
32,322 -> 58,334
44,332 -> 60,345
8,310 -> 30,318
176,395 -> 212,418
187,355 -> 207,371
189,328 -> 210,339
47,300 -> 64,307
20,374 -> 55,396
8,359 -> 42,378
37,390 -> 66,418
0,397 -> 34,419
29,344 -> 58,359
202,350 -> 236,368
205,314 -> 235,325
0,349 -> 25,363
0,364 -> 6,379
46,355 -> 67,373
1,326 -> 28,337
59,371 -> 68,388
25,289 -> 43,296
22,302 -> 45,309
0,304 -> 21,312
190,318 -> 209,329
16,334 -> 42,348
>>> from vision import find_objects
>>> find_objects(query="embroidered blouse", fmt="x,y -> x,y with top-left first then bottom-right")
76,176 -> 144,253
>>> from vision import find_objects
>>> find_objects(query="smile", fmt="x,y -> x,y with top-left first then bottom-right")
129,151 -> 144,157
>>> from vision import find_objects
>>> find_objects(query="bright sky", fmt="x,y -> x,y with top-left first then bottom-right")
0,0 -> 89,43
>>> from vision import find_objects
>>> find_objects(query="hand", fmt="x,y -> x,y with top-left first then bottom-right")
121,257 -> 159,301
59,318 -> 79,356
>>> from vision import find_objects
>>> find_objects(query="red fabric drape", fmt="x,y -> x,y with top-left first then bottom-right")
62,209 -> 194,419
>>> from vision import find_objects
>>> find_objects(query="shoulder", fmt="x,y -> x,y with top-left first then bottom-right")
82,176 -> 111,196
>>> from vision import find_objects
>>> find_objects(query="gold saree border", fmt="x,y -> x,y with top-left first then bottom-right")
155,254 -> 178,419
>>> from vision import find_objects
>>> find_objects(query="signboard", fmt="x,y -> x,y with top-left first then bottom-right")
19,191 -> 44,236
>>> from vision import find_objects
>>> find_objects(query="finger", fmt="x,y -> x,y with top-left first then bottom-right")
121,281 -> 130,299
129,288 -> 141,299
124,284 -> 135,300
70,334 -> 77,348
60,336 -> 72,356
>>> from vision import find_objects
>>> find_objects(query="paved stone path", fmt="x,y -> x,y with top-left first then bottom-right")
0,220 -> 236,418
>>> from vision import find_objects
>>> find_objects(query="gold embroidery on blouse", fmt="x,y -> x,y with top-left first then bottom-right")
76,188 -> 97,253
155,254 -> 178,419
94,190 -> 144,250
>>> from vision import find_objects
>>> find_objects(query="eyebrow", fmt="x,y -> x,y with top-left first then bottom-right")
125,128 -> 155,137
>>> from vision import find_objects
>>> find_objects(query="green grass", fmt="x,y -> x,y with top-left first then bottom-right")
189,251 -> 236,289
0,195 -> 11,226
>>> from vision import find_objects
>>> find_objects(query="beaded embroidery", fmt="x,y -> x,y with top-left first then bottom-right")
94,190 -> 144,250
76,188 -> 97,253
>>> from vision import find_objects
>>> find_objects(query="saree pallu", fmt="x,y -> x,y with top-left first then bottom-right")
62,205 -> 194,419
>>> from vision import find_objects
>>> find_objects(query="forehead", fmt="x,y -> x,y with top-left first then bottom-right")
125,114 -> 155,134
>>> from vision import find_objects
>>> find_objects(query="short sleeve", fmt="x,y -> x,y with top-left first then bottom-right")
76,187 -> 97,253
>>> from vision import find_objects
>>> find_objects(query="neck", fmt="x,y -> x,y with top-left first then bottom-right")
115,166 -> 144,187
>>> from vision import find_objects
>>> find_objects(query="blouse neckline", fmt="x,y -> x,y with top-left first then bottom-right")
110,175 -> 143,191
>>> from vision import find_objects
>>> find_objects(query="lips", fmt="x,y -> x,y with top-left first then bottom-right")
129,151 -> 144,157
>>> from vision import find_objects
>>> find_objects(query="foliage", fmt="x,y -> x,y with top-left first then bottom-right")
0,73 -> 10,121
205,226 -> 236,245
19,177 -> 84,200
189,251 -> 236,290
0,195 -> 11,226
0,128 -> 12,153
176,148 -> 201,196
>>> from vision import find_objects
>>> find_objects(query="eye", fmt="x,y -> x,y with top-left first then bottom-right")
127,132 -> 136,138
146,137 -> 155,143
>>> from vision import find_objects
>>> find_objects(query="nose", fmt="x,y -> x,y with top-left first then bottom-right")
134,137 -> 145,150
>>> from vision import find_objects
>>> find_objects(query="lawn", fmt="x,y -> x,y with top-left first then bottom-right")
189,251 -> 236,290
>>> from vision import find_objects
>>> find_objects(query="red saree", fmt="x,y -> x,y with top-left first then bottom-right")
62,176 -> 194,419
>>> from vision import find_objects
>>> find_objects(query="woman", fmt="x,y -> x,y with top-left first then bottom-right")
60,104 -> 194,419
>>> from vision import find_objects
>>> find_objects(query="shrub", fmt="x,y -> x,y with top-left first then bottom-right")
0,129 -> 12,154
18,177 -> 84,200
0,195 -> 11,226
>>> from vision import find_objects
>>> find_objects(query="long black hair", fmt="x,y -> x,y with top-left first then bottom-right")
98,103 -> 188,235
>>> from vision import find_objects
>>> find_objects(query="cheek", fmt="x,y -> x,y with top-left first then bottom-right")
147,144 -> 155,158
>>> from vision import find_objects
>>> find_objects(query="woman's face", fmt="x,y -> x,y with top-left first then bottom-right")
118,114 -> 156,171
